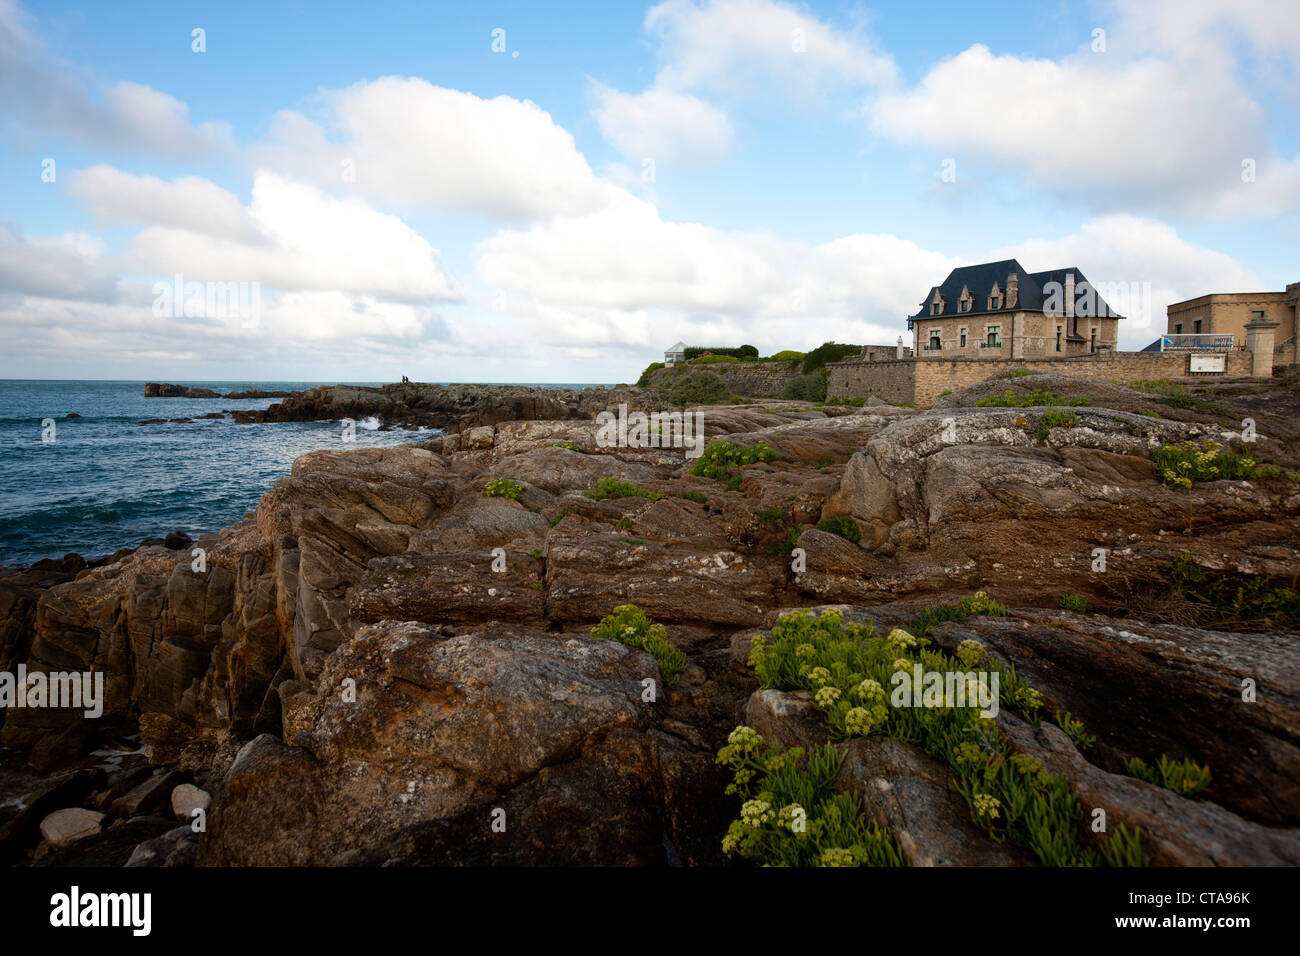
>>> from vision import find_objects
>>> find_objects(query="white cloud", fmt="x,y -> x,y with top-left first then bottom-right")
990,214 -> 1265,341
254,77 -> 623,220
70,167 -> 460,300
589,82 -> 733,165
644,0 -> 896,96
0,223 -> 120,303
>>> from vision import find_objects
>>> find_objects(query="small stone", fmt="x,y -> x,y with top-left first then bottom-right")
170,784 -> 211,822
39,808 -> 105,849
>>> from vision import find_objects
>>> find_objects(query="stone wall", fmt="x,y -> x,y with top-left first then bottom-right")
647,360 -> 802,397
829,350 -> 1255,408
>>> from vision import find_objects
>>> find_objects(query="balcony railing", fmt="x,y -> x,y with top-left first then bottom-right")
980,341 -> 1002,349
1160,333 -> 1234,351
923,344 -> 942,351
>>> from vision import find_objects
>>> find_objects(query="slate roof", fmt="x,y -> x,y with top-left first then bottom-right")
908,259 -> 1123,325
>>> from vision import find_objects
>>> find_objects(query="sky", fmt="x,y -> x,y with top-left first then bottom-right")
0,0 -> 1297,384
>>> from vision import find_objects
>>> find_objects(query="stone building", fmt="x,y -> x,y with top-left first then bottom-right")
1166,284 -> 1299,372
906,259 -> 1123,360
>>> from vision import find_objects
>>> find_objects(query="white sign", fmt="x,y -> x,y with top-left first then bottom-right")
1189,353 -> 1226,373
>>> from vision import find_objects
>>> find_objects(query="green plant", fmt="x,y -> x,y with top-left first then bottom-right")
529,548 -> 543,560
801,342 -> 863,374
1010,368 -> 1033,378
548,510 -> 568,528
1054,711 -> 1096,751
938,389 -> 953,398
1154,440 -> 1259,487
1037,409 -> 1080,440
767,526 -> 802,556
716,729 -> 904,867
586,477 -> 664,501
909,591 -> 1007,639
590,604 -> 686,685
636,362 -> 665,387
725,473 -> 743,492
743,606 -> 1143,866
532,579 -> 544,592
619,537 -> 643,546
977,389 -> 1071,408
678,490 -> 706,503
1060,594 -> 1090,613
691,439 -> 779,481
815,515 -> 860,544
1123,755 -> 1212,797
781,371 -> 827,402
481,478 -> 523,501
766,349 -> 805,362
814,455 -> 835,468
669,370 -> 731,406
692,353 -> 740,364
757,506 -> 787,524
548,441 -> 581,452
614,517 -> 631,531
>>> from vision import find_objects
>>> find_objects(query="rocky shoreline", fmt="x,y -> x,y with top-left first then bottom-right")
3,370 -> 1298,866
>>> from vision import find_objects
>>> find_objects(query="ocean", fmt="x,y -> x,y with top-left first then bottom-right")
0,380 -> 598,568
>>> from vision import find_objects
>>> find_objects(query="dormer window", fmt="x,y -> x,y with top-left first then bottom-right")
958,286 -> 973,313
929,288 -> 944,316
988,281 -> 1002,311
930,301 -> 941,316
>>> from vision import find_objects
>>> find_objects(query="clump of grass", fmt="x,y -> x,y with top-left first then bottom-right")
614,517 -> 631,531
1060,594 -> 1090,613
1054,711 -> 1096,751
1010,368 -> 1034,378
590,604 -> 685,685
1123,755 -> 1212,797
529,547 -> 543,559
814,455 -> 835,468
548,510 -> 568,528
678,490 -> 706,503
532,579 -> 544,592
691,439 -> 779,481
815,515 -> 860,544
1037,409 -> 1080,440
757,506 -> 787,524
909,590 -> 1007,639
767,526 -> 802,556
586,477 -> 664,501
725,472 -> 744,492
481,478 -> 523,501
716,729 -> 904,867
548,441 -> 581,452
977,389 -> 1068,408
1130,379 -> 1223,413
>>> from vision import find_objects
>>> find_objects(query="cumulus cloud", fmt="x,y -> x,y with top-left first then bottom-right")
589,82 -> 733,165
70,167 -> 460,301
0,0 -> 232,157
0,223 -> 120,303
253,77 -> 624,220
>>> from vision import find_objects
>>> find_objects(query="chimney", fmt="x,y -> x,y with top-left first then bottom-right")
1006,272 -> 1018,309
1065,272 -> 1075,319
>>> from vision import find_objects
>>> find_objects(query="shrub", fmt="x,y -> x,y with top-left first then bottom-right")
481,478 -> 523,501
1060,594 -> 1090,613
678,490 -> 706,503
716,729 -> 904,867
766,350 -> 805,362
692,354 -> 740,364
910,590 -> 1007,639
781,371 -> 827,402
815,515 -> 860,544
1037,409 -> 1080,440
977,389 -> 1068,408
585,477 -> 664,501
1010,368 -> 1034,378
669,370 -> 731,406
725,472 -> 744,492
766,526 -> 802,556
691,439 -> 779,480
757,506 -> 787,524
591,604 -> 686,685
802,342 -> 863,374
636,362 -> 664,387
1123,755 -> 1212,797
736,344 -> 759,359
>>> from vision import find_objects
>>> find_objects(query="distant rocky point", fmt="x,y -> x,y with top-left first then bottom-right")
143,383 -> 296,399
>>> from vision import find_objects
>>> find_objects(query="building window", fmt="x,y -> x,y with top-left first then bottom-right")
931,302 -> 941,316
928,329 -> 941,351
985,326 -> 1001,348
1174,323 -> 1183,334
989,295 -> 1001,310
1251,309 -> 1265,319
1194,319 -> 1203,333
1056,327 -> 1062,352
959,327 -> 967,347
1090,328 -> 1097,353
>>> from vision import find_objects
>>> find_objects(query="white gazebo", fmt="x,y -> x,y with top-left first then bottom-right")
664,341 -> 688,365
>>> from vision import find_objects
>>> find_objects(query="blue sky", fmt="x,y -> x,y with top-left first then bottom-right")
1,0 -> 1297,383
